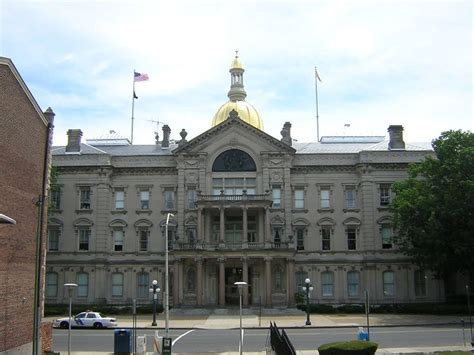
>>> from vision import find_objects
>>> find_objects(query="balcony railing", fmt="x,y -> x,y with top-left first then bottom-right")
170,241 -> 292,251
198,193 -> 271,202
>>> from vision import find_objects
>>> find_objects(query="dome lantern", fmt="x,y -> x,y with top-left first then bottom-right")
212,52 -> 264,130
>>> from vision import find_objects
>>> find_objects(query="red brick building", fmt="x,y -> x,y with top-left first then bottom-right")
0,57 -> 54,354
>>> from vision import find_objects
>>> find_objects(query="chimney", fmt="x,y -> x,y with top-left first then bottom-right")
162,125 -> 171,148
280,122 -> 292,146
43,107 -> 55,124
388,125 -> 405,150
66,129 -> 83,153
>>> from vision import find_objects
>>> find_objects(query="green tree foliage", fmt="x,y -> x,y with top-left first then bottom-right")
390,130 -> 474,278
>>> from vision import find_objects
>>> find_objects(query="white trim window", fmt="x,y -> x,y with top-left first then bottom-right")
296,229 -> 305,251
48,227 -> 60,251
320,188 -> 331,209
79,187 -> 91,210
344,186 -> 357,209
164,190 -> 175,210
294,188 -> 304,209
78,228 -> 90,251
383,271 -> 395,297
50,187 -> 61,210
187,189 -> 198,209
112,273 -> 124,297
76,272 -> 89,297
113,229 -> 124,252
114,189 -> 125,210
347,271 -> 360,297
272,185 -> 281,208
379,184 -> 392,207
139,190 -> 150,210
138,229 -> 149,251
321,226 -> 331,251
346,227 -> 357,250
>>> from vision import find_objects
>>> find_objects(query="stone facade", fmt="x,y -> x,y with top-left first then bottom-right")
46,113 -> 444,308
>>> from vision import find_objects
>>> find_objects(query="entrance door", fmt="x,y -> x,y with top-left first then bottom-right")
224,267 -> 252,305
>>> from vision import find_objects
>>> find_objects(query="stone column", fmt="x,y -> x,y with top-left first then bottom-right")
197,207 -> 203,241
220,208 -> 225,243
242,257 -> 249,306
287,258 -> 295,306
196,257 -> 203,306
218,257 -> 226,306
173,259 -> 180,306
178,259 -> 184,304
265,207 -> 271,243
242,206 -> 248,248
265,257 -> 272,306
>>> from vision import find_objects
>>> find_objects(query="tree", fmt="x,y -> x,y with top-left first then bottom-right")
390,130 -> 474,278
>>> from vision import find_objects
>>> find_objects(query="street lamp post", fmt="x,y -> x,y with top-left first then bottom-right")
303,278 -> 313,326
466,284 -> 473,346
165,213 -> 174,337
234,281 -> 247,355
149,280 -> 160,326
64,283 -> 78,355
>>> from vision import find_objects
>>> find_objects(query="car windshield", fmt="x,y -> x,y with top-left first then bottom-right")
76,313 -> 86,318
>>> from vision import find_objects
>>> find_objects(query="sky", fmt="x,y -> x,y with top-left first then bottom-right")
1,0 -> 472,146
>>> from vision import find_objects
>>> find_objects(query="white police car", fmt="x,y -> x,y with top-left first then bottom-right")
53,311 -> 118,329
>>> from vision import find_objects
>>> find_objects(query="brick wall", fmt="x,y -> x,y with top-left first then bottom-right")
40,321 -> 53,353
0,61 -> 49,352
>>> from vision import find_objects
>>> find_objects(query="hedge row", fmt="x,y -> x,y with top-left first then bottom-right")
297,302 -> 469,315
318,340 -> 378,355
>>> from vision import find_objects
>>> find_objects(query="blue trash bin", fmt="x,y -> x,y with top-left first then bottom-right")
114,329 -> 132,354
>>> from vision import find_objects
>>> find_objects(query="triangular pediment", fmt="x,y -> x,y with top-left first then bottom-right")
173,110 -> 296,154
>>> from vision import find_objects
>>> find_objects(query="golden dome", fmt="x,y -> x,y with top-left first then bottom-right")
212,100 -> 264,130
212,52 -> 264,130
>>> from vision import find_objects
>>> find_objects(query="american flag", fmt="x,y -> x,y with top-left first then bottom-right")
134,71 -> 149,82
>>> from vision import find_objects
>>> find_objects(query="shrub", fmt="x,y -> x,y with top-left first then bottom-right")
318,340 -> 378,355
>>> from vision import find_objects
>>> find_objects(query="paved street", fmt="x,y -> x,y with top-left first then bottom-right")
47,311 -> 474,354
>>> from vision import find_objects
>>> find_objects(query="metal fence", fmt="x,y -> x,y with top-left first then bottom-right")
267,322 -> 296,355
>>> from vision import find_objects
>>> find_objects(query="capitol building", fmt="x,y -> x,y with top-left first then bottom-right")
45,55 -> 444,308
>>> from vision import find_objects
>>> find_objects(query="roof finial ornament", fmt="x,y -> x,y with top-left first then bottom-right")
235,49 -> 239,58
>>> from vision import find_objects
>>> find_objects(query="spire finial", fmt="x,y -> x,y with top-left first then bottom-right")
235,49 -> 239,58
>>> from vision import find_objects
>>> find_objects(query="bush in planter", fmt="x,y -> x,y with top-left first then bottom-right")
318,340 -> 378,355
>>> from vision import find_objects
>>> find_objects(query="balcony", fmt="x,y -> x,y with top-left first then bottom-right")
170,241 -> 292,251
197,193 -> 273,208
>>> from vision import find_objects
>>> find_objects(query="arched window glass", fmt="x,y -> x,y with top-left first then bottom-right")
76,272 -> 89,297
295,271 -> 308,293
212,149 -> 256,172
383,271 -> 395,296
321,271 -> 334,297
274,267 -> 283,291
112,273 -> 124,297
137,272 -> 149,298
46,272 -> 58,297
347,271 -> 360,297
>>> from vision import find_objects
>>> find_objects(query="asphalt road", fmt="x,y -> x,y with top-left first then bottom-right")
53,325 -> 470,353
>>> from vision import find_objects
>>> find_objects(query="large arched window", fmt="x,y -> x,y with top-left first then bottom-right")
46,272 -> 58,298
212,149 -> 256,172
383,271 -> 395,297
76,272 -> 89,297
112,273 -> 124,297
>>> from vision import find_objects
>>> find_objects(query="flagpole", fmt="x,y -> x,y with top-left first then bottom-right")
315,66 -> 320,142
131,70 -> 136,145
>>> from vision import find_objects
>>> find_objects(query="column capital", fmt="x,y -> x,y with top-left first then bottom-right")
286,257 -> 295,263
217,256 -> 226,263
264,256 -> 273,263
173,257 -> 182,264
195,256 -> 203,264
240,256 -> 248,263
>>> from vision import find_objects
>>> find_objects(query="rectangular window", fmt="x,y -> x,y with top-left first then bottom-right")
187,189 -> 197,209
320,188 -> 330,208
321,272 -> 334,297
294,189 -> 304,209
381,226 -> 393,249
272,186 -> 281,208
347,271 -> 360,297
344,187 -> 356,209
414,270 -> 427,297
139,229 -> 149,251
80,187 -> 91,209
113,230 -> 124,252
187,228 -> 197,244
380,184 -> 391,206
296,229 -> 304,250
76,273 -> 89,297
164,190 -> 175,210
383,271 -> 395,296
46,273 -> 58,297
50,188 -> 61,210
295,271 -> 308,292
347,228 -> 357,250
78,228 -> 90,251
140,190 -> 150,209
137,273 -> 149,298
115,190 -> 125,210
321,227 -> 331,251
112,273 -> 124,297
48,228 -> 60,251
